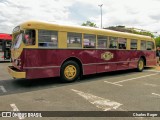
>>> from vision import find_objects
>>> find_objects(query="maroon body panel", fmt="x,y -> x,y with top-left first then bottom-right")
15,49 -> 156,79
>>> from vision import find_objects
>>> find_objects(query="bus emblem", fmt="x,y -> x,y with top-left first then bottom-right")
101,52 -> 114,61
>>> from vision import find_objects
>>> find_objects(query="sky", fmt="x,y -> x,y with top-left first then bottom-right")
0,0 -> 160,35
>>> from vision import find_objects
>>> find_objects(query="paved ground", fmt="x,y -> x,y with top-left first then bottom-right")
155,66 -> 160,71
0,62 -> 160,120
0,62 -> 12,80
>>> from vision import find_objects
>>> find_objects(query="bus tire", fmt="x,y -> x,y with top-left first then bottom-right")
60,61 -> 80,82
137,58 -> 144,72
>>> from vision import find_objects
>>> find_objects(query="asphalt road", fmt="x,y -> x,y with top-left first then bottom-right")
0,62 -> 160,120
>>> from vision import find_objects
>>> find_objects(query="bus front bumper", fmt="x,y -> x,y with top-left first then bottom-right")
8,66 -> 26,79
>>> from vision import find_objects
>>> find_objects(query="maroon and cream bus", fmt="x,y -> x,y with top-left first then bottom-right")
8,21 -> 156,82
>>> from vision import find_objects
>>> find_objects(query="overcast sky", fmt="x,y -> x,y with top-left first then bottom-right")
0,0 -> 160,34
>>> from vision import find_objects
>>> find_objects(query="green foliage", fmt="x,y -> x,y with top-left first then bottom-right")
132,31 -> 154,38
82,21 -> 97,27
155,37 -> 160,47
105,26 -> 154,37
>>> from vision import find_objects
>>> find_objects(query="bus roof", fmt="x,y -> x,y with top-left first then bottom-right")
0,33 -> 12,40
20,20 -> 152,40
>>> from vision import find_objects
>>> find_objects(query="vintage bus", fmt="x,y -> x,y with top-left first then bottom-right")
0,33 -> 12,61
8,21 -> 156,82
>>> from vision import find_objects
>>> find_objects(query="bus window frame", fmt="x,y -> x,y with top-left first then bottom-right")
83,34 -> 96,48
109,36 -> 118,49
38,29 -> 58,48
67,32 -> 82,48
140,40 -> 146,50
146,41 -> 154,50
97,35 -> 108,49
24,29 -> 36,46
130,39 -> 138,50
118,37 -> 127,50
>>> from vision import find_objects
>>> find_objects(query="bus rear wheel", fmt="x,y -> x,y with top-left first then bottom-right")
60,61 -> 80,82
137,58 -> 144,72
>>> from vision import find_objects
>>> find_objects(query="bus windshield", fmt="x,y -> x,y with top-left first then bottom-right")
13,33 -> 23,49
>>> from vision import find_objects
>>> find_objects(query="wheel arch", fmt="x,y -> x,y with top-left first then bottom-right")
61,57 -> 83,77
140,56 -> 146,66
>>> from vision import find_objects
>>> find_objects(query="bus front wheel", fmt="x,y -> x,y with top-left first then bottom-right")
60,61 -> 80,82
137,58 -> 144,72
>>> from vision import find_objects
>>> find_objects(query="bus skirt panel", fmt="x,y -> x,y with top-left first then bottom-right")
25,67 -> 60,79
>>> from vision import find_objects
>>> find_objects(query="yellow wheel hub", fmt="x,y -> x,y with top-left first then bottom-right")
139,60 -> 144,70
64,65 -> 77,80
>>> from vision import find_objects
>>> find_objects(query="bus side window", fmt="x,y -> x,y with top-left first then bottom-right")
141,40 -> 146,50
83,34 -> 96,48
131,39 -> 137,50
97,35 -> 108,48
109,37 -> 118,48
24,30 -> 36,45
147,41 -> 154,50
67,32 -> 82,48
118,38 -> 127,49
38,30 -> 58,48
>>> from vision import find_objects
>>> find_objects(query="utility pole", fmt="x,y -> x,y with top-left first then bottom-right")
98,4 -> 103,28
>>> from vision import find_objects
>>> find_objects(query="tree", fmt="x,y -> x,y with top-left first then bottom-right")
104,26 -> 155,37
133,31 -> 154,38
82,21 -> 97,27
155,37 -> 160,47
